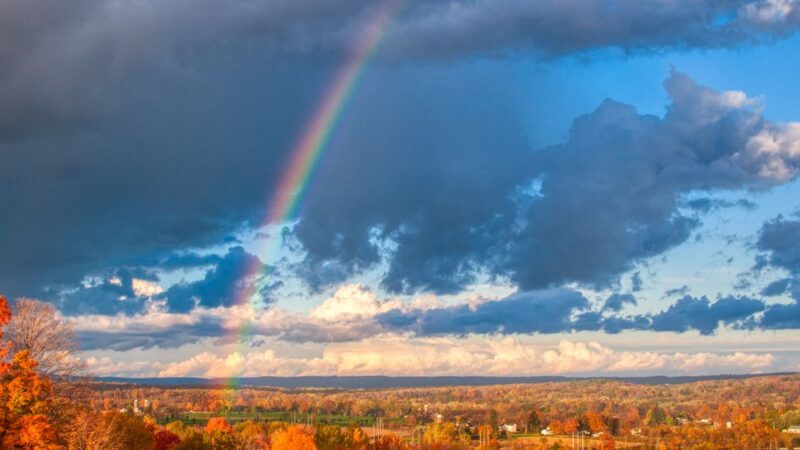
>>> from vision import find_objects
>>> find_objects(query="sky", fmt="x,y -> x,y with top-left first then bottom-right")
2,0 -> 800,378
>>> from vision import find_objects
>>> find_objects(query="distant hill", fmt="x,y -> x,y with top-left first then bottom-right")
94,372 -> 797,389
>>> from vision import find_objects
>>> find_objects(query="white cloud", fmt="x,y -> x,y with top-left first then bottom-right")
132,278 -> 164,297
745,122 -> 800,181
104,336 -> 775,378
308,284 -> 402,321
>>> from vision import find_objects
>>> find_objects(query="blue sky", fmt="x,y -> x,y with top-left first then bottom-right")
2,0 -> 800,377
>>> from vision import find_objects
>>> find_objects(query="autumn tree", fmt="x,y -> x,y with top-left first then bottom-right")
6,298 -> 83,378
271,425 -> 316,450
527,409 -> 541,432
204,417 -> 232,434
203,417 -> 237,449
374,434 -> 407,450
586,411 -> 607,433
600,432 -> 615,450
645,405 -> 667,426
154,429 -> 181,450
234,420 -> 268,449
99,412 -> 156,450
0,294 -> 59,449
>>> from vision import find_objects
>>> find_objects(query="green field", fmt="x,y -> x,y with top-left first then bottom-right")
170,411 -> 388,428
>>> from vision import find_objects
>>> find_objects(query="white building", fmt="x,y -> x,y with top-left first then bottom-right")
784,425 -> 800,434
500,423 -> 517,433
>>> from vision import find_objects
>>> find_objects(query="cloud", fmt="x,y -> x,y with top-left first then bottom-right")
378,288 -> 589,336
68,282 -> 800,351
756,215 -> 800,275
85,337 -> 776,377
649,295 -> 766,335
163,246 -> 268,312
386,0 -> 800,60
759,299 -> 800,328
57,269 -> 155,316
630,272 -> 643,292
294,71 -> 800,294
3,0 -> 799,135
603,293 -> 638,312
70,284 -> 398,350
3,0 -> 800,305
760,277 -> 792,296
378,289 -> 772,337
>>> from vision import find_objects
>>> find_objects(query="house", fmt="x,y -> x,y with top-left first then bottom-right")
541,428 -> 554,436
784,425 -> 800,434
499,423 -> 517,433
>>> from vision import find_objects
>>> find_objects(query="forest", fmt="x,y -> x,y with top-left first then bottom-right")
2,295 -> 799,449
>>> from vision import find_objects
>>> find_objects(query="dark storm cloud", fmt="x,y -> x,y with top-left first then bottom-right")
760,278 -> 792,296
759,299 -> 800,329
164,246 -> 268,312
756,216 -> 800,274
630,272 -> 643,292
376,290 -> 778,337
387,0 -> 800,60
3,0 -> 800,308
603,293 -> 638,312
378,288 -> 590,335
296,71 -> 800,293
78,320 -> 225,351
649,295 -> 765,335
3,0 -> 798,134
682,197 -> 756,213
748,215 -> 800,329
159,253 -> 224,271
57,268 -> 151,316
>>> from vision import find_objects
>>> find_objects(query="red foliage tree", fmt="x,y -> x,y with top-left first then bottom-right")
154,429 -> 181,450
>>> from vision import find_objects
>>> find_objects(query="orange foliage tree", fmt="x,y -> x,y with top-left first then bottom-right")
204,417 -> 233,434
271,424 -> 317,450
0,295 -> 59,449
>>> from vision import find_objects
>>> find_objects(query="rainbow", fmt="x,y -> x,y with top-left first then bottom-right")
223,1 -> 400,389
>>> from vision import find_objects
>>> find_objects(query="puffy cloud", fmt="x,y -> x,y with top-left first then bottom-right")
97,337 -> 776,377
308,284 -> 402,322
670,351 -> 774,372
70,284 -> 400,349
